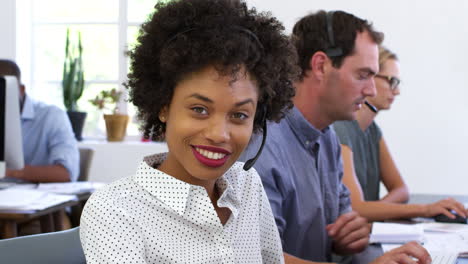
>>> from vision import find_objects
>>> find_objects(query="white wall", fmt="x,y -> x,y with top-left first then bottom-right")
0,0 -> 16,59
79,141 -> 168,183
6,1 -> 468,194
248,0 -> 468,195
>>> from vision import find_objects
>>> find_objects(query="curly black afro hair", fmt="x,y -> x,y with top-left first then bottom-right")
126,0 -> 299,141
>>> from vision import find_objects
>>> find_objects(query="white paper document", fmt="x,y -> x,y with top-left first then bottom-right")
423,232 -> 468,254
370,222 -> 424,244
20,192 -> 76,210
0,189 -> 75,210
36,182 -> 106,195
0,189 -> 46,209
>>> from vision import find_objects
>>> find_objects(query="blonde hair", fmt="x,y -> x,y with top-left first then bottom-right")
378,46 -> 398,71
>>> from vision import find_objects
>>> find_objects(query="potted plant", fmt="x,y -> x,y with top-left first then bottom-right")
89,88 -> 129,142
63,28 -> 86,141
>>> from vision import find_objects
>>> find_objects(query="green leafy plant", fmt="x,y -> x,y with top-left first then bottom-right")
89,88 -> 123,114
62,28 -> 85,112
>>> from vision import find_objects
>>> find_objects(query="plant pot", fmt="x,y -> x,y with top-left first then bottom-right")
103,114 -> 128,142
67,111 -> 87,141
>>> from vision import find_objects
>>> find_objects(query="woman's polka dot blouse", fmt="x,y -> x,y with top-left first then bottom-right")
80,153 -> 284,263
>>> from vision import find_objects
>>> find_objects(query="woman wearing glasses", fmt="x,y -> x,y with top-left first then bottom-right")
333,46 -> 467,222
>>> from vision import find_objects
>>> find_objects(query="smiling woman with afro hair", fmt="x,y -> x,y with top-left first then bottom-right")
127,0 -> 298,140
80,0 -> 299,263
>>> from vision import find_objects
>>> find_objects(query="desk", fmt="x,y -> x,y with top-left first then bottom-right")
355,194 -> 468,264
70,192 -> 91,227
0,199 -> 77,239
0,182 -> 97,239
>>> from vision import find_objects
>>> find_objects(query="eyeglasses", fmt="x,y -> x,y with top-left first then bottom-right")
375,74 -> 401,90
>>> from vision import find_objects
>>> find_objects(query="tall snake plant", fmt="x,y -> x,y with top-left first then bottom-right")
62,28 -> 85,112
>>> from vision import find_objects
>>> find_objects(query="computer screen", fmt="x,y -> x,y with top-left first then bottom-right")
0,75 -> 24,178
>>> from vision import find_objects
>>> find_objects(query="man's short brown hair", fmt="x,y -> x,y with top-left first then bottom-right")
291,10 -> 384,79
0,59 -> 21,81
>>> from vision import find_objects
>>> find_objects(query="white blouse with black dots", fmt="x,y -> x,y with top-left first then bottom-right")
80,153 -> 284,264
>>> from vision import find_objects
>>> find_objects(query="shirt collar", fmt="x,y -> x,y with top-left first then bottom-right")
21,95 -> 35,120
215,174 -> 240,218
133,153 -> 240,218
286,106 -> 331,147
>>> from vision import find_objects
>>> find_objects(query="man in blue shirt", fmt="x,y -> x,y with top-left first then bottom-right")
1,59 -> 79,182
241,11 -> 430,264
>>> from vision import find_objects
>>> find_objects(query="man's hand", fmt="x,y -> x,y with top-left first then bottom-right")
326,211 -> 370,255
371,241 -> 431,264
5,165 -> 70,182
5,168 -> 25,179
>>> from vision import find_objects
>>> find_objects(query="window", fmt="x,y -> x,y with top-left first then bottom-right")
16,0 -> 157,139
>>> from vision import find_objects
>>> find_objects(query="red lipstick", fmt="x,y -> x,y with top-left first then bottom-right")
191,145 -> 231,168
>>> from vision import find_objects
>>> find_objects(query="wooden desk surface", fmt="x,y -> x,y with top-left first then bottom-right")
0,191 -> 91,239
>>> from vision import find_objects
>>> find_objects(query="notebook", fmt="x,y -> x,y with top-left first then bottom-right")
370,222 -> 424,244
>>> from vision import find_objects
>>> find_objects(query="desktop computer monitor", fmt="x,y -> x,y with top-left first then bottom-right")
0,75 -> 24,177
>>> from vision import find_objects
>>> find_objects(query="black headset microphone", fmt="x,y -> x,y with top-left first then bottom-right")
364,101 -> 378,113
243,108 -> 267,171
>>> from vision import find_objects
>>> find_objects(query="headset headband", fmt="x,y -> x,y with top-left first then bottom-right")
325,11 -> 343,57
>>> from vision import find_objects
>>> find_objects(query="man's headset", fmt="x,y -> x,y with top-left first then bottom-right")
243,105 -> 267,171
325,11 -> 378,112
243,11 -> 350,171
324,11 -> 343,58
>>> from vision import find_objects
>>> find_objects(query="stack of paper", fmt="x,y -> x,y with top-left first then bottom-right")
23,192 -> 76,210
37,182 -> 106,195
370,222 -> 424,244
0,189 -> 46,209
0,189 -> 76,210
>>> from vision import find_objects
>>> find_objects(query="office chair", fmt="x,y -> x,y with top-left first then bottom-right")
78,147 -> 94,182
0,227 -> 86,264
71,147 -> 95,227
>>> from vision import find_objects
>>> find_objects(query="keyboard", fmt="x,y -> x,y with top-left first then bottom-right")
0,182 -> 15,190
0,177 -> 28,184
0,177 -> 29,189
430,251 -> 458,264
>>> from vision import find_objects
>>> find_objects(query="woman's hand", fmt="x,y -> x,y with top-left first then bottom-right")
424,198 -> 467,218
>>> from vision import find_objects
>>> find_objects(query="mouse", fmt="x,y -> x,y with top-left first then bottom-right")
433,213 -> 467,224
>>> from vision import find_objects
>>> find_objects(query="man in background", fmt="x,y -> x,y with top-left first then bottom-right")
241,10 -> 430,264
0,59 -> 79,183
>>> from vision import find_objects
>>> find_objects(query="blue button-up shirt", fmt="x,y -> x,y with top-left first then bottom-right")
21,95 -> 79,181
240,106 -> 351,262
